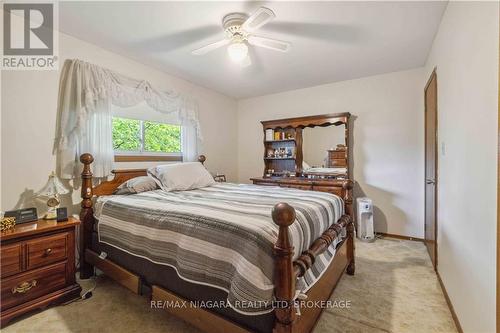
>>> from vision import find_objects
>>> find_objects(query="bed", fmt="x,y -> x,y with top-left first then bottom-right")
79,154 -> 355,333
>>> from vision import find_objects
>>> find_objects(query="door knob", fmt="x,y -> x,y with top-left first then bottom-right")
426,179 -> 436,185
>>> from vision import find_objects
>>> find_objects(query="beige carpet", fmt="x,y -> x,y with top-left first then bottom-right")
3,237 -> 457,333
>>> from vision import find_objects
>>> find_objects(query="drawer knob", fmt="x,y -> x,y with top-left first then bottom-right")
44,248 -> 53,256
11,280 -> 37,294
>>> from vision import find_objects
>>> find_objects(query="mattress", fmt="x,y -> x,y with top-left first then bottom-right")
90,234 -> 347,333
93,183 -> 345,316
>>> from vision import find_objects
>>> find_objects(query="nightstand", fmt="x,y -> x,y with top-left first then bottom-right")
0,217 -> 82,326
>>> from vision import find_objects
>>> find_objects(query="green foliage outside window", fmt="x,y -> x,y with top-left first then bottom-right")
112,117 -> 181,153
112,118 -> 140,151
144,121 -> 181,153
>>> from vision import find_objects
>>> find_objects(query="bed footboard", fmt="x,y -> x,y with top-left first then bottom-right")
271,182 -> 355,333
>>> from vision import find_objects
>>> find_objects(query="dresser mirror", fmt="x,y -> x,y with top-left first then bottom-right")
257,113 -> 350,181
302,125 -> 345,169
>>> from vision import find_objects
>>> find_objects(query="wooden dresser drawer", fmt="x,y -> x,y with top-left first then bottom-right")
26,233 -> 68,270
281,184 -> 313,191
1,261 -> 68,311
329,151 -> 346,159
328,159 -> 347,167
313,186 -> 343,197
1,244 -> 22,278
253,181 -> 278,186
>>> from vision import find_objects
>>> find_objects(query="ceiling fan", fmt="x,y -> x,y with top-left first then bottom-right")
191,7 -> 291,66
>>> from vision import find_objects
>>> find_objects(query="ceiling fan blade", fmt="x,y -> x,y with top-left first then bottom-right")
241,7 -> 275,32
191,39 -> 229,55
247,35 -> 291,52
133,25 -> 221,53
263,22 -> 361,43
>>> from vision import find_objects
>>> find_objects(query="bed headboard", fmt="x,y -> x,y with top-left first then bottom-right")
80,154 -> 207,197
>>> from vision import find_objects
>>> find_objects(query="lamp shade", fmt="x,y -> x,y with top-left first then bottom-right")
227,41 -> 248,62
36,172 -> 69,197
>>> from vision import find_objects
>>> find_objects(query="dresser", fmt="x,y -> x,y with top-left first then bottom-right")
250,177 -> 346,197
327,145 -> 348,168
252,113 -> 354,218
0,218 -> 81,326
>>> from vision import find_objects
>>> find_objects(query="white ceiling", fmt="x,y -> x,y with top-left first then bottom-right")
59,1 -> 447,99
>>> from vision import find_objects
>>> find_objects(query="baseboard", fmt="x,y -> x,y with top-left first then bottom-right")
436,271 -> 463,333
376,232 -> 424,242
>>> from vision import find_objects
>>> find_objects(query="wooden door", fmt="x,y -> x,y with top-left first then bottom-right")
424,70 -> 438,269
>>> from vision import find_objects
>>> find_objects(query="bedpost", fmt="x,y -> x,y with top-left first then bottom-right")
342,180 -> 355,275
342,179 -> 354,220
198,155 -> 206,165
79,153 -> 95,279
272,203 -> 296,333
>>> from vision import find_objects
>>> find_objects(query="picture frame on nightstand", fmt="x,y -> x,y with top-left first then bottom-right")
56,207 -> 68,222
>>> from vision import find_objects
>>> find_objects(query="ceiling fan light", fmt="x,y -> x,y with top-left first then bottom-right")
227,41 -> 248,62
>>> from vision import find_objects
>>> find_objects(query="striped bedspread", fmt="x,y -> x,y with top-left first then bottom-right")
94,183 -> 345,315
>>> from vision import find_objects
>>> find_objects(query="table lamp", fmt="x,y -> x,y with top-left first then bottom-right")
36,172 -> 69,219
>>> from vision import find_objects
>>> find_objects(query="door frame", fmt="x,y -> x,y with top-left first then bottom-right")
424,68 -> 438,270
496,35 -> 499,333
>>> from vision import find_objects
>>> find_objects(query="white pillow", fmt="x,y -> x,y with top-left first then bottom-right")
114,176 -> 159,195
147,162 -> 215,191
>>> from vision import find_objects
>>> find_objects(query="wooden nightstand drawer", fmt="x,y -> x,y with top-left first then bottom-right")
1,261 -> 68,311
26,233 -> 68,270
1,244 -> 22,278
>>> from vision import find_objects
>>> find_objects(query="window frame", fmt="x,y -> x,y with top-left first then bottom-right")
112,116 -> 183,162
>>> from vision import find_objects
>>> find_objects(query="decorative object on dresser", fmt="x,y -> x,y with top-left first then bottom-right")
0,218 -> 82,326
1,217 -> 16,232
213,174 -> 227,182
35,172 -> 69,220
56,208 -> 69,222
4,208 -> 38,224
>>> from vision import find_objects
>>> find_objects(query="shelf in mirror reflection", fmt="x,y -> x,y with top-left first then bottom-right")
264,139 -> 296,143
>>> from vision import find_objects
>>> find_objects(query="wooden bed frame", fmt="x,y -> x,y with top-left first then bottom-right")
79,154 -> 355,333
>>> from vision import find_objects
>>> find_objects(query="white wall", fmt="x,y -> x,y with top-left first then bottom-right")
423,2 -> 498,332
1,31 -> 238,212
237,68 -> 426,238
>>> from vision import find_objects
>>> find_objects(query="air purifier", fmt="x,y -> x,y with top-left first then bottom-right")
357,197 -> 375,242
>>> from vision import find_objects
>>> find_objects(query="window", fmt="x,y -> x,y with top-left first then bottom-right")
112,117 -> 182,162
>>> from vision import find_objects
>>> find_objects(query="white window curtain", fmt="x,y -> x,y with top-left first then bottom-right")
182,125 -> 198,163
53,59 -> 202,179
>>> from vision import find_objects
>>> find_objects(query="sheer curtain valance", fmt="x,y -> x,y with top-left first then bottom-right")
53,59 -> 202,179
